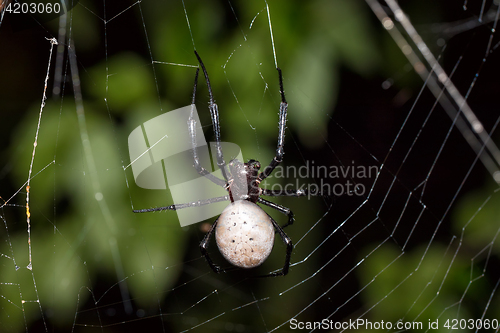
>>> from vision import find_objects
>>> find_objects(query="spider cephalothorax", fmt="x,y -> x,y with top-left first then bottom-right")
227,159 -> 262,203
134,51 -> 324,276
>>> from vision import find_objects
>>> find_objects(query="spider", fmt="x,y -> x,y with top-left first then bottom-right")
134,51 -> 321,276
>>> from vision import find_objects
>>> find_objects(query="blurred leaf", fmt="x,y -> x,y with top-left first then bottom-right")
359,243 -> 473,325
86,52 -> 156,112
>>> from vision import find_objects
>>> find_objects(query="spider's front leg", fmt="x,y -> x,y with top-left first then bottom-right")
188,67 -> 226,188
258,67 -> 288,182
194,50 -> 229,182
133,195 -> 229,213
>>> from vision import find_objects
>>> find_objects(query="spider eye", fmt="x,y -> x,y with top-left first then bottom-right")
248,160 -> 260,169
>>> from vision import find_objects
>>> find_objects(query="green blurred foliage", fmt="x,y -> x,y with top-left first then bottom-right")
358,176 -> 500,328
359,244 -> 474,329
2,98 -> 188,328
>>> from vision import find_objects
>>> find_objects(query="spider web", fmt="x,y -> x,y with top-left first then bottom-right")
1,0 -> 500,331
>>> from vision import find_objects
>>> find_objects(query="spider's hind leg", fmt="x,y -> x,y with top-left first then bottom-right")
257,197 -> 294,229
199,217 -> 224,273
260,213 -> 293,277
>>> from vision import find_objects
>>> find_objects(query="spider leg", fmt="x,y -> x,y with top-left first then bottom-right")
189,67 -> 226,188
258,68 -> 287,182
260,213 -> 293,277
133,195 -> 229,213
199,216 -> 224,273
257,197 -> 294,229
133,70 -> 227,214
262,187 -> 330,199
194,51 -> 229,182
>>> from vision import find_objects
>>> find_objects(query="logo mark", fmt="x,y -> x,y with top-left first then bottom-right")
128,105 -> 243,226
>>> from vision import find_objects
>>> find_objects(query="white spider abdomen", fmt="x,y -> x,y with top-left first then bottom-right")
215,200 -> 275,269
